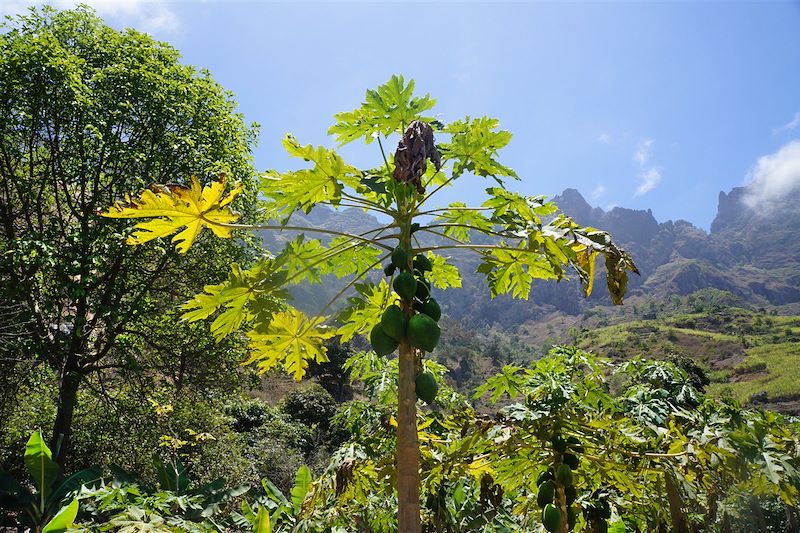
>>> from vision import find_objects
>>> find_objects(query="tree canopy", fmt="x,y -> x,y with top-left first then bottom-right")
0,6 -> 260,465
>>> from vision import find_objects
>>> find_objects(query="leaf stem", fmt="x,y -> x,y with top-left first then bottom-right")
223,223 -> 395,251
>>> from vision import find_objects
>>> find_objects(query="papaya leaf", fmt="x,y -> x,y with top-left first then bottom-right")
245,309 -> 335,381
329,75 -> 436,145
101,176 -> 243,254
425,253 -> 462,289
432,203 -> 494,242
24,431 -> 60,511
440,117 -> 518,181
41,498 -> 78,533
336,280 -> 397,342
477,246 -> 559,300
181,260 -> 288,341
260,135 -> 362,217
320,237 -> 384,279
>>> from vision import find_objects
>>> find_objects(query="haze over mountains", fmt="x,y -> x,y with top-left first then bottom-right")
262,181 -> 800,329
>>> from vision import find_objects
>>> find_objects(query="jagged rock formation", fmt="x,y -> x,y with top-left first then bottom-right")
259,182 -> 800,328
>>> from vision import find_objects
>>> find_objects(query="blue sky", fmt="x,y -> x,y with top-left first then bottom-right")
5,1 -> 800,229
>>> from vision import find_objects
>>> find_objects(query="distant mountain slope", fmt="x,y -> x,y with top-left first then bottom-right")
258,181 -> 800,327
554,185 -> 800,308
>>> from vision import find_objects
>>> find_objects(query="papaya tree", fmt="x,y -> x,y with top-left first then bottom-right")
102,75 -> 637,532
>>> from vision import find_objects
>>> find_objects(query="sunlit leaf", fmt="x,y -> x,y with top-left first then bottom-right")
329,75 -> 436,145
245,309 -> 335,381
102,176 -> 243,253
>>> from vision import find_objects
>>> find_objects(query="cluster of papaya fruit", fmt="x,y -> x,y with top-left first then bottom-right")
370,244 -> 441,404
584,490 -> 612,533
536,433 -> 583,532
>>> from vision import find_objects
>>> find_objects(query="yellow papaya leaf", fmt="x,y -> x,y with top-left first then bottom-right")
101,176 -> 243,253
244,309 -> 334,381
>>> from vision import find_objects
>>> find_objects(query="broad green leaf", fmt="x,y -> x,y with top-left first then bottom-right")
245,309 -> 335,381
41,498 -> 78,533
291,465 -> 312,513
24,431 -> 60,510
477,246 -> 559,299
482,188 -> 546,225
102,176 -> 243,253
432,203 -> 494,242
440,117 -> 517,180
181,260 -> 287,341
319,236 -> 385,279
278,236 -> 326,284
254,505 -> 271,533
473,366 -> 531,403
260,135 -> 361,217
425,253 -> 462,289
336,280 -> 397,342
329,75 -> 436,145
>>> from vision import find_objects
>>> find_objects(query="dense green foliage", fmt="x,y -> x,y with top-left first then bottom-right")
0,5 -> 260,468
2,6 -> 798,533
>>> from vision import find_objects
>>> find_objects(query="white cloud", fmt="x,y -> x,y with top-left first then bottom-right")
635,168 -> 661,197
1,1 -> 179,35
631,138 -> 661,196
634,139 -> 653,166
597,133 -> 612,144
591,185 -> 606,199
774,112 -> 800,135
743,140 -> 800,209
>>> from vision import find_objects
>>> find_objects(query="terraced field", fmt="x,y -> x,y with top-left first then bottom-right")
574,307 -> 800,413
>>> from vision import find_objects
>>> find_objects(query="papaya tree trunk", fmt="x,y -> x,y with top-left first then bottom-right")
665,470 -> 693,533
397,337 -> 420,532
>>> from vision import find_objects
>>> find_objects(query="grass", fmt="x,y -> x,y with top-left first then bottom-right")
708,342 -> 800,403
574,305 -> 800,409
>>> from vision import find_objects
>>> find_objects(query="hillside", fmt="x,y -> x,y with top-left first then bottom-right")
258,181 -> 800,411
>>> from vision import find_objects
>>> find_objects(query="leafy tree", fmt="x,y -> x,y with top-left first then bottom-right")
0,6 -> 260,466
102,75 -> 637,531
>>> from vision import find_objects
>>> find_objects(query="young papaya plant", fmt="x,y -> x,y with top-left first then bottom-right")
101,75 -> 637,532
0,431 -> 100,531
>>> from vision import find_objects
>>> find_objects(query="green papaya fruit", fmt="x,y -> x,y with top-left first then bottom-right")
391,247 -> 409,269
413,254 -> 433,272
381,305 -> 407,341
598,520 -> 608,533
407,313 -> 440,352
536,480 -> 555,508
415,277 -> 430,300
370,324 -> 398,356
415,372 -> 438,404
567,506 -> 577,531
420,298 -> 441,321
563,453 -> 580,470
383,263 -> 396,276
567,436 -> 584,453
410,222 -> 420,233
565,485 -> 577,505
542,503 -> 561,532
556,463 -> 573,487
552,434 -> 567,453
537,469 -> 554,487
599,500 -> 611,519
393,272 -> 417,301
